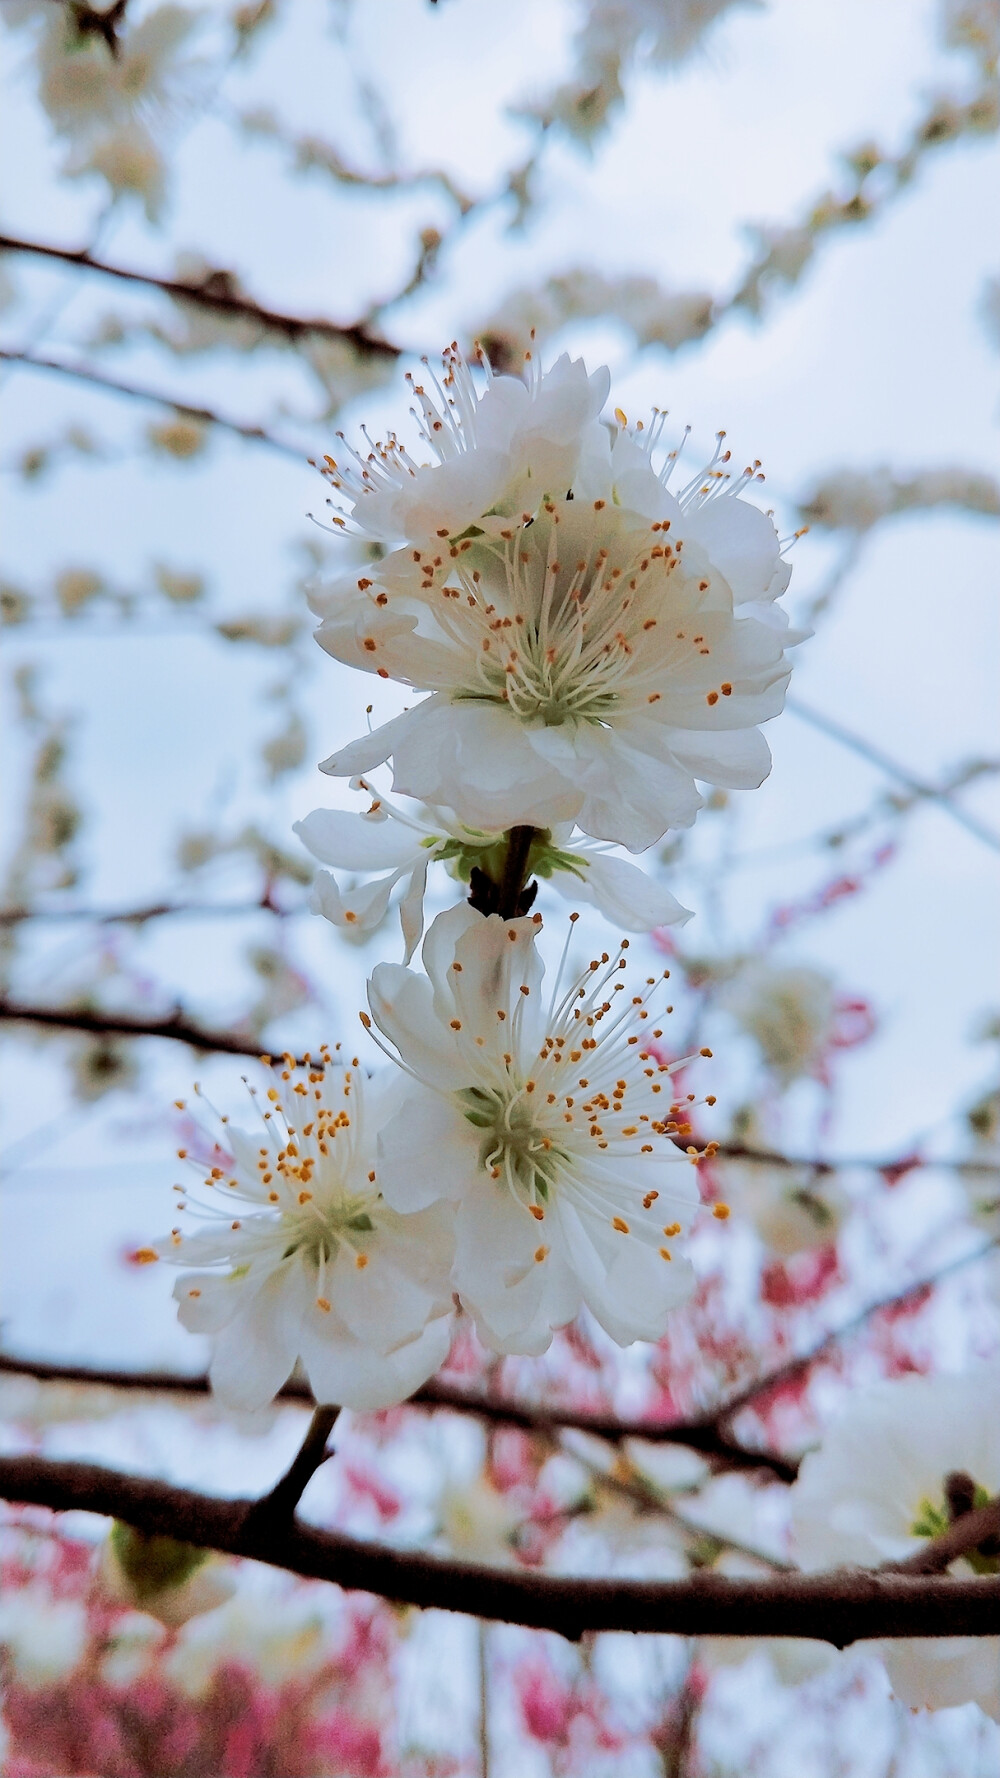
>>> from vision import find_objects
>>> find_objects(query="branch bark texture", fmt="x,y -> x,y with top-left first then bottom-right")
1,1455 -> 997,1644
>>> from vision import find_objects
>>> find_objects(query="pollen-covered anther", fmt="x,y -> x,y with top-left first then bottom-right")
713,1203 -> 731,1221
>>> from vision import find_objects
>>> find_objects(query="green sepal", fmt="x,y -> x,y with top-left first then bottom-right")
110,1521 -> 209,1602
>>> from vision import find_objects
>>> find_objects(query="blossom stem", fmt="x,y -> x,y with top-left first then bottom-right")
500,825 -> 538,918
466,824 -> 539,919
246,1404 -> 340,1525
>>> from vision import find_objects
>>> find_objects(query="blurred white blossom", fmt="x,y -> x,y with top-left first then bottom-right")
723,962 -> 837,1082
791,1369 -> 1000,1720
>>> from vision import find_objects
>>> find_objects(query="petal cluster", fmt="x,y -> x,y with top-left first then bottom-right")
152,1053 -> 454,1412
365,904 -> 703,1355
791,1369 -> 1000,1720
314,351 -> 801,851
295,783 -> 690,960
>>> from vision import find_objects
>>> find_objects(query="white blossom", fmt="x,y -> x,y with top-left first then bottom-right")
364,903 -> 705,1356
577,0 -> 763,71
318,344 -> 610,547
316,357 -> 799,852
723,962 -> 837,1082
36,3 -> 201,144
150,1053 -> 454,1412
791,1369 -> 1000,1720
295,781 -> 691,961
723,1152 -> 845,1256
69,122 -> 167,220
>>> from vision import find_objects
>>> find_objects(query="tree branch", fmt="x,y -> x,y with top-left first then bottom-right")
244,1404 -> 339,1526
786,697 -> 1000,853
0,350 -> 307,462
0,1354 -> 795,1479
0,233 -> 399,361
0,997 -> 273,1059
1,1454 -> 997,1643
2,1246 -> 993,1475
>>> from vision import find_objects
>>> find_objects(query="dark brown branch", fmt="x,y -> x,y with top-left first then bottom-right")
0,997 -> 273,1059
0,899 -> 298,927
0,233 -> 399,361
0,350 -> 307,462
2,1245 -> 994,1480
245,1404 -> 340,1525
2,1454 -> 997,1643
0,1354 -> 794,1479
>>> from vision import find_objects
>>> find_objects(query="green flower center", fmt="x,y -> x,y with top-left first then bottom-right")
911,1473 -> 1000,1575
433,827 -> 586,888
460,1085 -> 565,1203
280,1194 -> 376,1265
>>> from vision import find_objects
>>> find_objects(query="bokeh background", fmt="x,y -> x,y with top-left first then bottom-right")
1,1 -> 999,1773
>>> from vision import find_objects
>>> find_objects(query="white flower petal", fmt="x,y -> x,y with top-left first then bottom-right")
295,807 -> 422,872
299,1313 -> 454,1411
377,1087 -> 481,1210
559,850 -> 692,929
310,868 -> 398,932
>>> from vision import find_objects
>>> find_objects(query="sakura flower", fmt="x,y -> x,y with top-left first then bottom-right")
295,783 -> 691,960
150,1053 -> 454,1412
723,962 -> 838,1082
791,1369 -> 1000,1720
317,360 -> 800,851
318,343 -> 609,546
364,903 -> 704,1356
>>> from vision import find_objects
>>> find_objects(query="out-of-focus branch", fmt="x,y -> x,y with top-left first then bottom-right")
0,233 -> 399,360
705,1237 -> 1000,1427
0,350 -> 307,462
4,1239 -> 995,1475
0,997 -> 273,1059
0,899 -> 299,926
786,697 -> 1000,853
1,1454 -> 997,1642
0,1352 -> 794,1479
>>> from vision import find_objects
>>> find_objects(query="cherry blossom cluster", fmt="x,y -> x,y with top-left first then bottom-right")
153,344 -> 799,1408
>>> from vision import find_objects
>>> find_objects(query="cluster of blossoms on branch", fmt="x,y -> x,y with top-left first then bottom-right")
151,343 -> 800,1409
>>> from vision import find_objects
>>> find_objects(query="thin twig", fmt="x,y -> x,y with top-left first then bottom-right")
0,1352 -> 794,1479
0,233 -> 399,360
786,698 -> 1000,853
244,1403 -> 340,1526
0,997 -> 276,1059
0,900 -> 298,926
1,1454 -> 997,1642
0,350 -> 308,462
